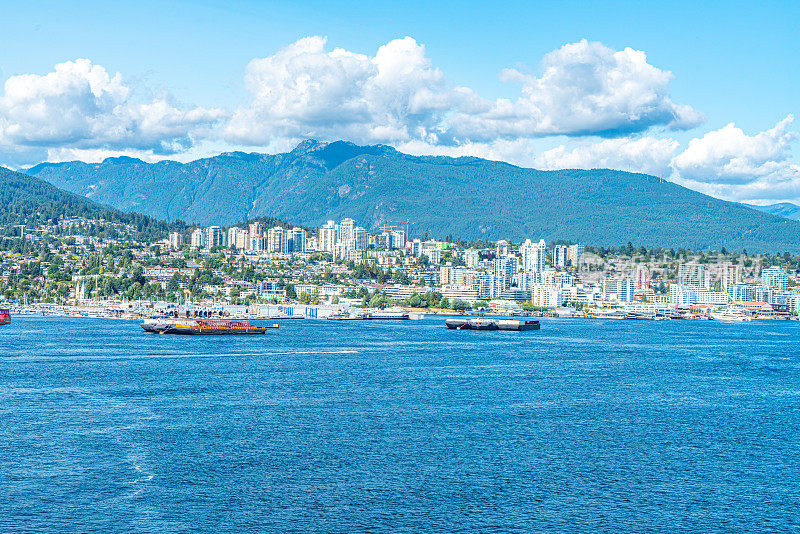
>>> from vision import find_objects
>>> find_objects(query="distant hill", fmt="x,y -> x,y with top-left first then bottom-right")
746,202 -> 800,221
0,166 -> 176,239
25,140 -> 800,252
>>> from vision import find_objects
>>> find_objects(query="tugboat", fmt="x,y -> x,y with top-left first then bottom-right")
0,308 -> 10,326
141,318 -> 277,335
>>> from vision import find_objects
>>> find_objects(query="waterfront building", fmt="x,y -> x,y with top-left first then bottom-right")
441,285 -> 482,302
669,285 -> 730,306
787,294 -> 800,315
500,288 -> 531,301
601,278 -> 634,303
256,280 -> 285,300
529,283 -> 562,308
762,266 -> 788,292
732,283 -> 765,302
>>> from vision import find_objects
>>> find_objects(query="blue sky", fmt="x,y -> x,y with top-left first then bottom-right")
1,0 -> 798,203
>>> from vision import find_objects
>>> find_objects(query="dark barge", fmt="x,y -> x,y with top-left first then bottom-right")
445,318 -> 540,331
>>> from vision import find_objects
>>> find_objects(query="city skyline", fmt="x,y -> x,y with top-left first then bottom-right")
1,1 -> 798,206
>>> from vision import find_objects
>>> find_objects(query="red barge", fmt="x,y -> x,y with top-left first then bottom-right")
141,318 -> 276,335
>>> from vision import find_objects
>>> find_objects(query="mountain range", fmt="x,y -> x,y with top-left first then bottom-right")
19,140 -> 800,252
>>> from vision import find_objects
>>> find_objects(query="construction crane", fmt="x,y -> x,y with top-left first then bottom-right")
388,219 -> 416,239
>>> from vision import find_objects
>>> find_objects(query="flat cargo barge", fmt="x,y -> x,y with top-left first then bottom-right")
445,318 -> 540,331
141,319 -> 276,335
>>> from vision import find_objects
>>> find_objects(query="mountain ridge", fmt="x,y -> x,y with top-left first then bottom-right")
746,202 -> 800,221
23,140 -> 800,252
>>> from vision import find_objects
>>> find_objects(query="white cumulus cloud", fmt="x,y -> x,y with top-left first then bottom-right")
0,58 -> 226,162
446,39 -> 704,141
224,36 -> 476,146
225,37 -> 701,147
671,115 -> 797,184
669,116 -> 800,203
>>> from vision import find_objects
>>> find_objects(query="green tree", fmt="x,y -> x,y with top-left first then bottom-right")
285,283 -> 297,300
451,299 -> 470,311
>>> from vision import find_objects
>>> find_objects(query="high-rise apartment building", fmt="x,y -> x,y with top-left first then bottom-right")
678,264 -> 709,289
464,249 -> 480,268
289,228 -> 306,253
338,218 -> 355,246
169,232 -> 183,250
720,263 -> 742,291
491,257 -> 513,298
554,245 -> 568,268
567,244 -> 585,268
320,221 -> 337,252
353,227 -> 368,251
248,223 -> 264,252
207,226 -> 224,249
495,240 -> 510,258
520,239 -> 547,276
190,228 -> 206,249
762,266 -> 788,292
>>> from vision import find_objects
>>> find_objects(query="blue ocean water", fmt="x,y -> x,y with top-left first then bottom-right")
1,316 -> 799,533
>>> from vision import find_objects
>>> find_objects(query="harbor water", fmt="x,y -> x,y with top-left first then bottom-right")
2,316 -> 800,532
